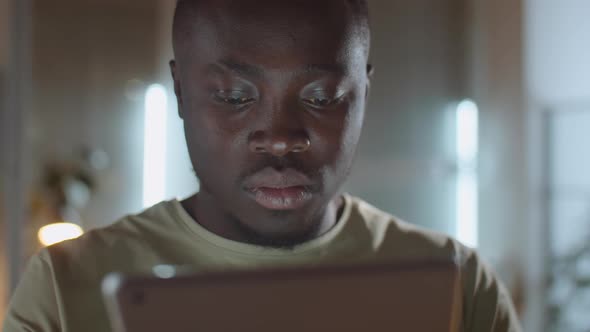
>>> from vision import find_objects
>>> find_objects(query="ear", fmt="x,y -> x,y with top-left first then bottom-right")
170,60 -> 184,119
366,64 -> 375,78
365,63 -> 374,99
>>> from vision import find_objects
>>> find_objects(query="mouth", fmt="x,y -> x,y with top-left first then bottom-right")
243,168 -> 315,211
247,186 -> 313,210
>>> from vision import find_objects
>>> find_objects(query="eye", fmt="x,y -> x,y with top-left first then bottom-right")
213,90 -> 256,106
302,91 -> 346,109
303,96 -> 333,107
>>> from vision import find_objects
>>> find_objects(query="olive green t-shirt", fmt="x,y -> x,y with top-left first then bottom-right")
3,194 -> 521,332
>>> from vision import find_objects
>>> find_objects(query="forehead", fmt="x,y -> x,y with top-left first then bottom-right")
176,0 -> 366,71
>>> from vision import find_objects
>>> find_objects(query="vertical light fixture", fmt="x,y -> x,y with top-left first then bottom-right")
143,84 -> 168,208
456,99 -> 479,247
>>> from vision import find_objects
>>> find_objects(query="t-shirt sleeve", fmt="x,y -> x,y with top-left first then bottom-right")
3,250 -> 61,332
461,248 -> 522,332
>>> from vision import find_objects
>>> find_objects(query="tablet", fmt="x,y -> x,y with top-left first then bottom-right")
102,260 -> 462,332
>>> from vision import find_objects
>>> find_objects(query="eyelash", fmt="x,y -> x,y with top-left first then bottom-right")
218,96 -> 255,105
302,95 -> 344,108
212,91 -> 256,107
212,91 -> 345,110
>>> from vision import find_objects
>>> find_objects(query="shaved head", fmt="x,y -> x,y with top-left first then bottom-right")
172,0 -> 371,61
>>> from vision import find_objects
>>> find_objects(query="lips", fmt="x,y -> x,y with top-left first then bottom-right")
243,168 -> 314,210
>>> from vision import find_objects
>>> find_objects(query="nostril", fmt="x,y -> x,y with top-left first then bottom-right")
249,133 -> 310,155
292,138 -> 311,153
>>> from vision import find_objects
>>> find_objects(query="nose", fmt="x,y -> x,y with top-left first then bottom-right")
248,111 -> 311,157
249,134 -> 311,157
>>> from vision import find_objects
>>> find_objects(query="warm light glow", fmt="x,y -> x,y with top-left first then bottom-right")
143,84 -> 168,208
456,99 -> 479,248
457,100 -> 479,165
38,223 -> 84,246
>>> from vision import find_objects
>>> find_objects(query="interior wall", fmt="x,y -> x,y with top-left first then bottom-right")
524,1 -> 590,330
346,0 -> 467,235
30,0 -> 160,231
463,1 -> 529,324
359,4 -> 528,300
0,0 -> 8,69
469,0 -> 527,271
0,0 -> 12,319
527,0 -> 590,104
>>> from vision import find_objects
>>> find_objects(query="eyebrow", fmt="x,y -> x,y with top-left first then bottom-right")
207,59 -> 347,78
301,63 -> 347,75
213,59 -> 264,78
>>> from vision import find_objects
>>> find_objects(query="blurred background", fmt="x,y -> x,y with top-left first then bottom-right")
1,0 -> 590,331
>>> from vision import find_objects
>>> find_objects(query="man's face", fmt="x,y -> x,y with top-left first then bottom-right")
172,0 -> 370,243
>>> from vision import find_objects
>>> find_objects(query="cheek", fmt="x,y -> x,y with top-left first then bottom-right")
312,99 -> 364,168
183,112 -> 250,199
341,104 -> 365,157
184,99 -> 243,147
183,109 -> 246,174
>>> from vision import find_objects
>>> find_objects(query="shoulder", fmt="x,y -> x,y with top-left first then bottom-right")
4,201 -> 185,331
3,249 -> 61,331
460,248 -> 522,331
45,200 -> 180,278
346,195 -> 466,262
346,195 -> 522,331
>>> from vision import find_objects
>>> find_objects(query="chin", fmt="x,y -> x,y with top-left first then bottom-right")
236,209 -> 320,243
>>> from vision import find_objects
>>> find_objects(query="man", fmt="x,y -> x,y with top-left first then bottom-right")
4,0 -> 522,331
